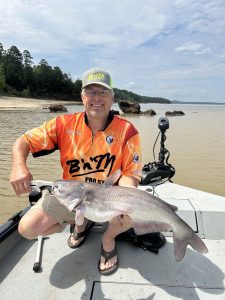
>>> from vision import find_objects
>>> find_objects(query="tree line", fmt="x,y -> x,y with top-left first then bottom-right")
114,88 -> 171,104
0,43 -> 82,100
0,43 -> 171,103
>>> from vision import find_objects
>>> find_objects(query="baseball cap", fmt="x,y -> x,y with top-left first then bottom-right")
82,68 -> 113,90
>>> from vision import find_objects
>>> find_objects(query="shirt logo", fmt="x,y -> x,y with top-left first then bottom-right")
106,135 -> 113,144
133,154 -> 139,163
66,152 -> 116,177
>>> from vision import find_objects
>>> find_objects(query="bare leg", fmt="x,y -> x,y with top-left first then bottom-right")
99,215 -> 132,271
18,208 -> 63,240
68,218 -> 89,247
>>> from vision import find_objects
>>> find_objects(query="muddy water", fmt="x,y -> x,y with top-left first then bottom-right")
0,103 -> 225,223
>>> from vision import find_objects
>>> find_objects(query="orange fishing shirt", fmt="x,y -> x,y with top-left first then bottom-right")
23,112 -> 142,183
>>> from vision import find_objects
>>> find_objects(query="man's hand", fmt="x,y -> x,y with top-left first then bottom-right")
10,164 -> 33,195
10,136 -> 32,196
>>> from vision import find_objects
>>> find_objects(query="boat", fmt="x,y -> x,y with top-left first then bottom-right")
1,118 -> 225,299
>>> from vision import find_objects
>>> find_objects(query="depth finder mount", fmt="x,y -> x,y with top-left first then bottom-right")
141,117 -> 175,185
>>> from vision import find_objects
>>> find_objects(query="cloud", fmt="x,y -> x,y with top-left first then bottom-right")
0,0 -> 225,102
175,41 -> 211,54
125,81 -> 140,90
0,0 -> 167,52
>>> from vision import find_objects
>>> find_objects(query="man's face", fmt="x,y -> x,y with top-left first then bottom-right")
81,84 -> 113,119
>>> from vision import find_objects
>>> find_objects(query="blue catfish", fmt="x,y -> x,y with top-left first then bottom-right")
52,170 -> 208,261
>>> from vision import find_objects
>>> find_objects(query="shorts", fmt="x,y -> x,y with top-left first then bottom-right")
30,189 -> 75,228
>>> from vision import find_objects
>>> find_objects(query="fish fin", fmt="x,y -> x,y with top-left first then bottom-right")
57,197 -> 81,211
173,233 -> 208,262
169,204 -> 178,212
133,222 -> 172,235
173,237 -> 188,261
189,233 -> 208,255
75,209 -> 85,226
104,169 -> 121,187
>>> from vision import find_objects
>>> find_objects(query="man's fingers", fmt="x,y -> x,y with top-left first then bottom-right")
24,180 -> 32,193
115,215 -> 132,229
11,180 -> 31,195
116,215 -> 124,227
11,182 -> 20,196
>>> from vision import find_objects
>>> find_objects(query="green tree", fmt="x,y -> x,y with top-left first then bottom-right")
33,59 -> 54,96
23,50 -> 33,67
0,63 -> 5,91
22,50 -> 34,93
3,45 -> 24,91
0,43 -> 4,60
73,79 -> 82,100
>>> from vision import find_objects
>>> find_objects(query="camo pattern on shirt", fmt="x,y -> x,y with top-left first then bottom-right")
23,112 -> 142,183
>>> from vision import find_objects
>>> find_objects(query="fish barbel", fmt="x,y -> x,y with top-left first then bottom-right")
52,170 -> 208,261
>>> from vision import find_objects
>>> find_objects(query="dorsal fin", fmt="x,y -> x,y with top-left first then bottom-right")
169,204 -> 178,211
104,169 -> 121,187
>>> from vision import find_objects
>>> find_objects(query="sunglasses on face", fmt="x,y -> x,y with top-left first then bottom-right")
83,89 -> 111,97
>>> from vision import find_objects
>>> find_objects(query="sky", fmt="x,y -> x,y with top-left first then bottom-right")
0,0 -> 225,103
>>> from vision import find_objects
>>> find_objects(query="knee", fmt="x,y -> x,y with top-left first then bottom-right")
18,217 -> 37,240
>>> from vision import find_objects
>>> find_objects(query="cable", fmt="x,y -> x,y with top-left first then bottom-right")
153,131 -> 160,162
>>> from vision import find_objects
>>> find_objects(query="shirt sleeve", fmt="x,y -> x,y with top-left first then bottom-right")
121,132 -> 142,182
22,117 -> 58,157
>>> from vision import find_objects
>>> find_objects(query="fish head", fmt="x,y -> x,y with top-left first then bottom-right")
52,180 -> 84,211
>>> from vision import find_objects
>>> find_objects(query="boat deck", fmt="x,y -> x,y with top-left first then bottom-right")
1,182 -> 225,299
1,229 -> 225,299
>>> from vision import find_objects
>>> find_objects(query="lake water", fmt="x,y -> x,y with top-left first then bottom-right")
0,102 -> 225,223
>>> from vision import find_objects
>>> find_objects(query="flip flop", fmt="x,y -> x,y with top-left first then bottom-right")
98,243 -> 119,276
67,220 -> 94,249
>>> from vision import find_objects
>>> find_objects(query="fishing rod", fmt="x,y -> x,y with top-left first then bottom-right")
141,117 -> 175,185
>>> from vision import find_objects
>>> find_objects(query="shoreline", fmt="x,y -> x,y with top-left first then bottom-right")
0,96 -> 82,111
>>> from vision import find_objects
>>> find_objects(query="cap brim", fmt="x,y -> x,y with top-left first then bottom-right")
82,82 -> 112,90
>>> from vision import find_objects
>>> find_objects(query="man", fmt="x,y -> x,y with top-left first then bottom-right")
10,67 -> 142,275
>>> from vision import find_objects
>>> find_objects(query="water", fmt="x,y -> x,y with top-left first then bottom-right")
0,103 -> 225,223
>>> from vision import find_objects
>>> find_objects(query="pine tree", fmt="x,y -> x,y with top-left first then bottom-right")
0,63 -> 5,91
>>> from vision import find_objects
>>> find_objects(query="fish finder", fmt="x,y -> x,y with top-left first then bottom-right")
141,117 -> 175,185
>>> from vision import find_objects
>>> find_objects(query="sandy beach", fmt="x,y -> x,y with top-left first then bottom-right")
0,96 -> 80,110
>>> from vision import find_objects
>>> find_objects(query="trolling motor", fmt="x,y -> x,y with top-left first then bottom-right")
141,117 -> 175,185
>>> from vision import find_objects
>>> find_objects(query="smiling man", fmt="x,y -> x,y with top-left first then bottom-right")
10,67 -> 142,275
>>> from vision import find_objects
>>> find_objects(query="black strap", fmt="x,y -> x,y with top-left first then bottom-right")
116,229 -> 166,254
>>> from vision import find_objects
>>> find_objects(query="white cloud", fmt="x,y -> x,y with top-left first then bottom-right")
125,81 -> 140,90
0,0 -> 225,102
0,0 -> 166,52
175,41 -> 211,54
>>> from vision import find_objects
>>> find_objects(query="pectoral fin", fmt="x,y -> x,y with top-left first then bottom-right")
104,169 -> 121,186
75,208 -> 85,226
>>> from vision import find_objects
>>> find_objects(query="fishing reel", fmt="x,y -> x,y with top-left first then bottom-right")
141,117 -> 175,185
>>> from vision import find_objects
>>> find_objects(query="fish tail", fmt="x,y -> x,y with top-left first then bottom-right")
173,230 -> 208,262
188,232 -> 208,255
